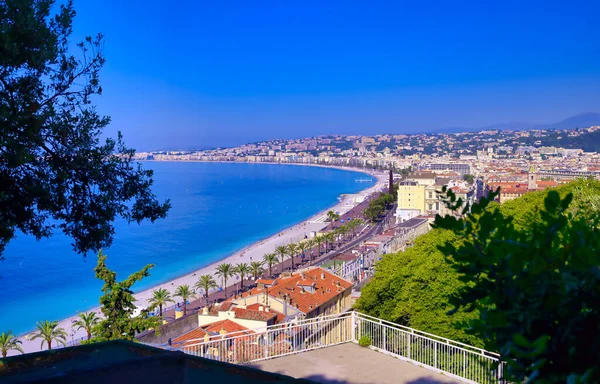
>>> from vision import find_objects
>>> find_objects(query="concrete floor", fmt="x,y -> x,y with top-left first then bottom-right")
252,343 -> 461,384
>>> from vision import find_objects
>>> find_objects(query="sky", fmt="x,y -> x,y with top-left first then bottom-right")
70,0 -> 600,150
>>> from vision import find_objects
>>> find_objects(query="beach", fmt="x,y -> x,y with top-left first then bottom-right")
13,165 -> 386,354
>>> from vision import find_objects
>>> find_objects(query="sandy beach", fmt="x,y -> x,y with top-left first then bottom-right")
14,165 -> 386,354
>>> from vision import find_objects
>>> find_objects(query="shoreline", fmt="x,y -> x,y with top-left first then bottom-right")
13,163 -> 386,354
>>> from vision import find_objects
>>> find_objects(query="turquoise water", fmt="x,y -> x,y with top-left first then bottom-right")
0,162 -> 374,335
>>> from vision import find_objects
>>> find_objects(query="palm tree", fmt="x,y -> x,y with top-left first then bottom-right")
72,312 -> 100,340
263,253 -> 279,278
0,331 -> 23,358
195,274 -> 218,305
298,241 -> 309,266
250,261 -> 264,280
287,243 -> 298,272
234,263 -> 251,291
326,210 -> 340,222
324,232 -> 335,252
175,284 -> 195,316
275,245 -> 288,272
148,288 -> 174,319
314,235 -> 324,256
30,320 -> 67,351
215,263 -> 234,298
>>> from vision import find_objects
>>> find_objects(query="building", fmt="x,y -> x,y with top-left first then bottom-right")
396,180 -> 425,222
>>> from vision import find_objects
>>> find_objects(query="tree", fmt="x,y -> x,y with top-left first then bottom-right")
234,263 -> 251,291
286,243 -> 298,272
92,250 -> 160,342
314,235 -> 324,256
174,284 -> 195,316
433,184 -> 600,382
195,274 -> 217,306
263,253 -> 279,278
215,263 -> 234,299
249,261 -> 264,280
326,210 -> 340,222
298,241 -> 309,265
462,174 -> 475,184
30,320 -> 67,350
148,288 -> 174,319
0,331 -> 23,358
274,246 -> 288,271
323,232 -> 335,252
72,312 -> 99,340
0,0 -> 170,260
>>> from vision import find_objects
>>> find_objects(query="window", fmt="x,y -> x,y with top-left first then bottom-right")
428,192 -> 433,198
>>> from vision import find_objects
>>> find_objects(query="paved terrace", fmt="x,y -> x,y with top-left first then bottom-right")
253,344 -> 460,384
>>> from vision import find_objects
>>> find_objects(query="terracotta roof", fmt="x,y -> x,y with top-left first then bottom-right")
204,319 -> 250,334
232,307 -> 277,322
172,327 -> 209,346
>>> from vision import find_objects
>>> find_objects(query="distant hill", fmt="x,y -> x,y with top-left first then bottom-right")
436,112 -> 600,133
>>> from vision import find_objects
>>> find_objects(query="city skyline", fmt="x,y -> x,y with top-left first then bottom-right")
68,1 -> 600,150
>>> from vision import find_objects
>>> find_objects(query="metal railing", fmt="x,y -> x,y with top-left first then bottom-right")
165,311 -> 503,383
173,312 -> 354,364
354,312 -> 502,384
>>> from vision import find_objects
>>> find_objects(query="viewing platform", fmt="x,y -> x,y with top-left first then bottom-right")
162,311 -> 503,384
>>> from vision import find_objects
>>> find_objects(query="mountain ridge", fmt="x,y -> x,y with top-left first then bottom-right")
434,112 -> 600,133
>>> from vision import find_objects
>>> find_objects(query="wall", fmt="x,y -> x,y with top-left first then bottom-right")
136,312 -> 199,345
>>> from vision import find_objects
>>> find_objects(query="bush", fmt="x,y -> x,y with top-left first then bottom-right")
358,335 -> 371,347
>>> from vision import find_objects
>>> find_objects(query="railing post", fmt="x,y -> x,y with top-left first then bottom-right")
380,320 -> 386,351
434,342 -> 437,369
407,332 -> 411,360
351,311 -> 357,342
264,330 -> 269,359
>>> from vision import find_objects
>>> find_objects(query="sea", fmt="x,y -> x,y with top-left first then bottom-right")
0,162 -> 374,335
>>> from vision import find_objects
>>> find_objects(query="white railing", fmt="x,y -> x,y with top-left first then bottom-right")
355,312 -> 502,384
172,312 -> 354,364
164,311 -> 503,383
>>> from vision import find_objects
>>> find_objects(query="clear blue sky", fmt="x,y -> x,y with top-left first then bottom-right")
71,0 -> 600,150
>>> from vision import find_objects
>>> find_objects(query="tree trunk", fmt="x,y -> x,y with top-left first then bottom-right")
183,299 -> 187,316
224,278 -> 228,298
240,275 -> 244,290
48,339 -> 52,350
87,331 -> 91,340
269,264 -> 272,278
159,304 -> 163,318
2,350 -> 6,358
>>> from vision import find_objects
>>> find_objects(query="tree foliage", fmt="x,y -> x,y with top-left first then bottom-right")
91,250 -> 159,342
0,0 -> 170,259
29,320 -> 67,350
434,180 -> 600,383
0,331 -> 23,358
72,311 -> 99,340
358,178 -> 600,372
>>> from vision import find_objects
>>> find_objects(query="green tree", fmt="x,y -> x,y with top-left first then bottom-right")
0,331 -> 23,358
286,243 -> 298,272
0,0 -> 170,260
274,245 -> 288,271
314,235 -> 324,257
323,232 -> 335,252
92,250 -> 160,342
215,263 -> 234,299
234,263 -> 251,290
72,312 -> 99,340
297,241 -> 309,265
263,253 -> 279,278
434,184 -> 600,382
249,261 -> 264,280
195,274 -> 218,306
148,288 -> 174,319
462,174 -> 475,184
30,320 -> 67,350
174,284 -> 195,316
326,210 -> 340,222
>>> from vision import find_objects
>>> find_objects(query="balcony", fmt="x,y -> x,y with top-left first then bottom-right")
164,311 -> 502,384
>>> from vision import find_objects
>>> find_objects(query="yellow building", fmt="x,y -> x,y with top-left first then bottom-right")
396,180 -> 425,222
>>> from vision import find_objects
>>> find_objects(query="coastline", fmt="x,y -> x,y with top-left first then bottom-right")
14,163 -> 386,354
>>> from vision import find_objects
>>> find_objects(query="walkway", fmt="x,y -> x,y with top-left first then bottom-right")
252,343 -> 460,384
